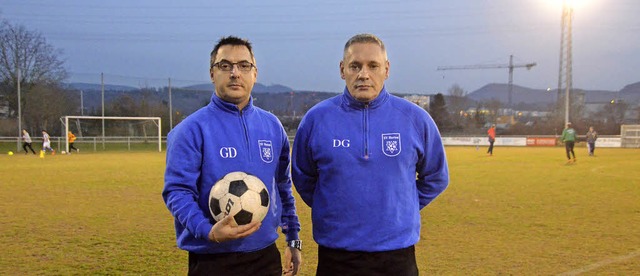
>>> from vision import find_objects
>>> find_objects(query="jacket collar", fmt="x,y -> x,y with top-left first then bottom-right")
341,86 -> 389,110
210,93 -> 254,114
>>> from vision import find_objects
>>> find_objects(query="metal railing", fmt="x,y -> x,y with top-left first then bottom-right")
0,136 -> 166,152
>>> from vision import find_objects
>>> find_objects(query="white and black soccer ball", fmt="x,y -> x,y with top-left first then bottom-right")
208,171 -> 270,226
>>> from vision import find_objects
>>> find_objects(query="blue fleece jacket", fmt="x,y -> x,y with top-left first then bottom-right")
292,87 -> 449,252
163,94 -> 300,254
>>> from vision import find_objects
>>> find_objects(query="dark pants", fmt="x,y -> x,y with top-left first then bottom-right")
565,141 -> 575,160
588,142 -> 595,155
22,142 -> 36,154
188,243 -> 281,276
69,143 -> 78,152
487,140 -> 495,155
317,245 -> 419,276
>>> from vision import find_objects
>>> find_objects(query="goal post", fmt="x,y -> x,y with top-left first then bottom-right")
620,124 -> 640,148
61,116 -> 162,152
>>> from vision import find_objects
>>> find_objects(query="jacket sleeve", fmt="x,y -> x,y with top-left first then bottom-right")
275,127 -> 301,241
162,124 -> 213,241
416,114 -> 449,209
291,117 -> 318,207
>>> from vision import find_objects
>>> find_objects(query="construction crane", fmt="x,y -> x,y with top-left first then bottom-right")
437,55 -> 536,108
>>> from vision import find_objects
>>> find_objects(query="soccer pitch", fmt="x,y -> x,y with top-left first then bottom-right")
1,147 -> 638,275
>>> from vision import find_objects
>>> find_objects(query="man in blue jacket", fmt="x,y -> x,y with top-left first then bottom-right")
292,33 -> 449,275
163,36 -> 302,276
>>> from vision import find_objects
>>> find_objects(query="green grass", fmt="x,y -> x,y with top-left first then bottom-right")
1,147 -> 639,275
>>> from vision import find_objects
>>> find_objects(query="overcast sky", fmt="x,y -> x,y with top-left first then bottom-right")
2,0 -> 639,94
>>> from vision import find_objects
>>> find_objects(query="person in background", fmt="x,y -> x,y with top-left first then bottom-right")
162,36 -> 302,276
41,130 -> 55,155
68,131 -> 79,153
585,126 -> 598,156
22,129 -> 36,155
561,122 -> 577,163
292,33 -> 449,276
487,124 -> 496,156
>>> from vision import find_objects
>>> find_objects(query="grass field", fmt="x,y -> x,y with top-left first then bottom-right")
1,147 -> 639,275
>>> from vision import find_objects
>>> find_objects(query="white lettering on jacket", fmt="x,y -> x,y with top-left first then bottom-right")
332,139 -> 350,148
219,147 -> 237,158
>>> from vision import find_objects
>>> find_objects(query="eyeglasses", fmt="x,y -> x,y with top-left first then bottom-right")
211,60 -> 255,72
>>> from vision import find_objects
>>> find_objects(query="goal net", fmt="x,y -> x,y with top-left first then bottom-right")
620,125 -> 640,148
61,116 -> 162,152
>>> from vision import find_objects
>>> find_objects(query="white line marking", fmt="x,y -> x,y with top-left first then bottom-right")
557,250 -> 640,275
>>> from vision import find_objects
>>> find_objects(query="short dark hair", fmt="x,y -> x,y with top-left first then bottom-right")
343,33 -> 387,60
210,36 -> 254,68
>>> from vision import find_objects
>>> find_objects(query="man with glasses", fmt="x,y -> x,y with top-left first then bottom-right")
292,33 -> 449,275
163,36 -> 302,276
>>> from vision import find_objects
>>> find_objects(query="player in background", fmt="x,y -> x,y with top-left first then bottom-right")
68,131 -> 79,153
487,124 -> 496,156
41,130 -> 55,155
22,129 -> 36,155
585,126 -> 598,156
162,36 -> 302,276
292,33 -> 449,275
561,122 -> 577,163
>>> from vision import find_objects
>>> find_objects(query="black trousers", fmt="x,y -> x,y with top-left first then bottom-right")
317,245 -> 419,276
22,142 -> 36,154
69,142 -> 78,151
588,142 -> 595,155
487,140 -> 495,154
188,243 -> 281,276
565,141 -> 575,159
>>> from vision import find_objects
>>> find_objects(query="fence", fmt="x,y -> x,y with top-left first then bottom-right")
0,136 -> 165,153
3,133 -> 638,154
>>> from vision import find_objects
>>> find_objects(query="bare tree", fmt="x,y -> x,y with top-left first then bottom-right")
447,84 -> 468,128
22,83 -> 77,135
0,20 -> 68,115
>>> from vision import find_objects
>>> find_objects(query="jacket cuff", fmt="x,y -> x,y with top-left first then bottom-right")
196,220 -> 214,241
285,231 -> 300,241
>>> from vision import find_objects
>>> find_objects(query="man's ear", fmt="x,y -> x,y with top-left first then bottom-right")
339,61 -> 345,80
210,68 -> 215,83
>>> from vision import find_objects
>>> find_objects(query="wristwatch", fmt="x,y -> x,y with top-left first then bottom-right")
287,240 -> 302,251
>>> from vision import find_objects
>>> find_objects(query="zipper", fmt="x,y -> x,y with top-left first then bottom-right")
239,109 -> 252,162
363,103 -> 369,160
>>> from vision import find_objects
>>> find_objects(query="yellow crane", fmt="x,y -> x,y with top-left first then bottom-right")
437,55 -> 536,108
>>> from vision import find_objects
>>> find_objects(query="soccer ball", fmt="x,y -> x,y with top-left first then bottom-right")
61,151 -> 67,154
208,171 -> 270,226
7,151 -> 13,156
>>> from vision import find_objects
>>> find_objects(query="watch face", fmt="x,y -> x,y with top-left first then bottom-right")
288,240 -> 302,250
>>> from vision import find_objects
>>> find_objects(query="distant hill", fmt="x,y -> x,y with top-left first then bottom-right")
181,83 -> 293,93
619,82 -> 640,103
466,83 -> 619,104
64,82 -> 138,91
62,81 -> 639,118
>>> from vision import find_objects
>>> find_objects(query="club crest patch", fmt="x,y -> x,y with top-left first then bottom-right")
258,140 -> 274,163
382,133 -> 401,157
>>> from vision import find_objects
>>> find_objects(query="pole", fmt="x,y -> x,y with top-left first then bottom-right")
508,54 -> 514,112
80,90 -> 84,116
16,68 -> 22,152
168,77 -> 173,130
101,72 -> 105,150
564,3 -> 573,127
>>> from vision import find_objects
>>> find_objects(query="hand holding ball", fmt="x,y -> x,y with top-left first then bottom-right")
209,172 -> 270,226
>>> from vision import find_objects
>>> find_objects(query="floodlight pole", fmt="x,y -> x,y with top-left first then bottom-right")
16,68 -> 22,152
557,1 -> 574,127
